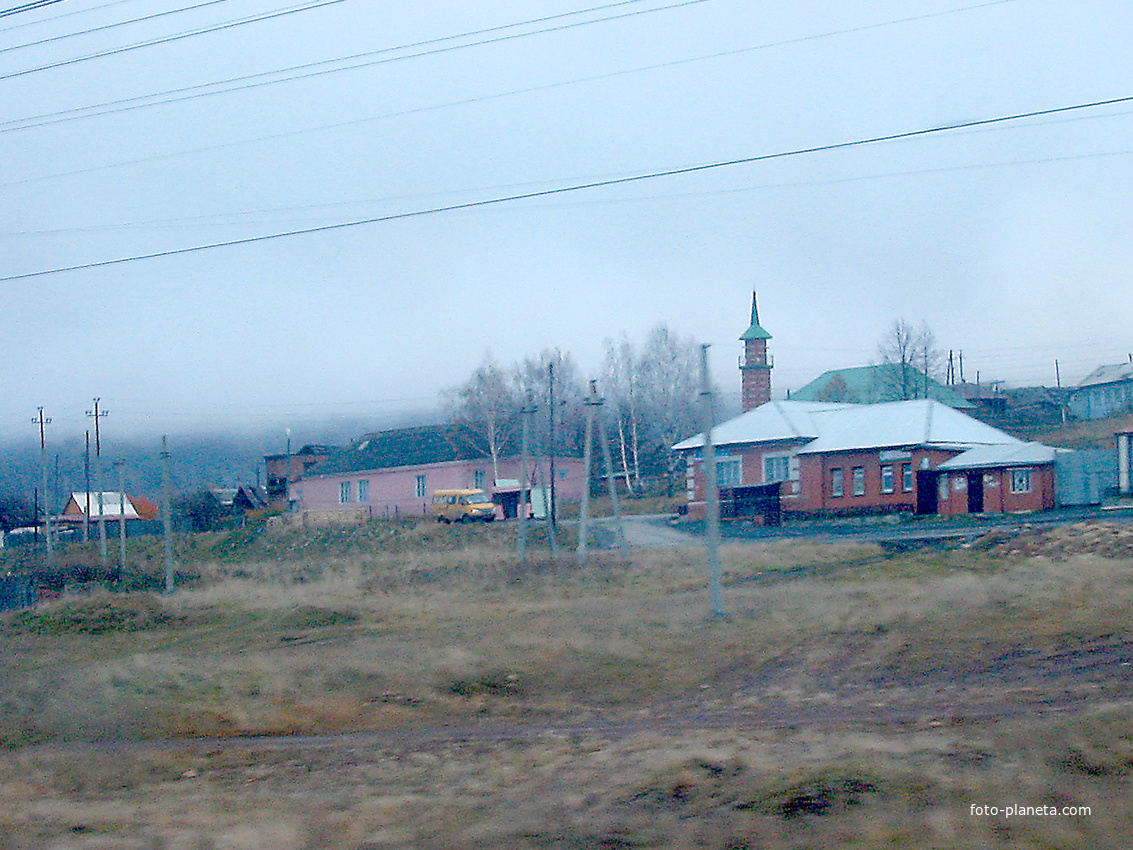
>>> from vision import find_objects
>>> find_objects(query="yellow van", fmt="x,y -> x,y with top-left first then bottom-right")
431,489 -> 497,523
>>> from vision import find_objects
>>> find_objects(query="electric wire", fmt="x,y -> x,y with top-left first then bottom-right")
0,0 -> 66,19
1,0 -> 710,121
4,93 -> 1130,282
4,0 -> 1015,134
0,0 -> 238,55
0,0 -> 144,35
7,146 -> 1133,238
0,0 -> 356,80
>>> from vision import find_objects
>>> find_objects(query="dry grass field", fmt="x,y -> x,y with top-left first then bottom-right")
2,519 -> 1133,848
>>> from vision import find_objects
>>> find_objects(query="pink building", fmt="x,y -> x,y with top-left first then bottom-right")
289,424 -> 584,521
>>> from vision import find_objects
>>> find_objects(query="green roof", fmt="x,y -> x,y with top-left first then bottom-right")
791,364 -> 973,409
739,292 -> 772,341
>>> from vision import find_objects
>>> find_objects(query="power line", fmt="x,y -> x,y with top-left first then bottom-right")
7,146 -> 1133,239
0,0 -> 235,55
4,93 -> 1130,283
1,0 -> 709,126
0,0 -> 356,80
0,0 -> 66,20
2,0 -> 1015,135
0,0 -> 142,34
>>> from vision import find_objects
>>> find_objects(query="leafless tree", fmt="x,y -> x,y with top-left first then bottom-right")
444,353 -> 521,481
875,318 -> 942,401
600,335 -> 642,495
637,324 -> 701,495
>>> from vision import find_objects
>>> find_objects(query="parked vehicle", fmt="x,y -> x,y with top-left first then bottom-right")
430,489 -> 496,523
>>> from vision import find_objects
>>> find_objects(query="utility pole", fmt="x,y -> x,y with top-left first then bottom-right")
116,461 -> 128,583
33,407 -> 53,566
87,398 -> 109,567
517,394 -> 534,567
548,361 -> 557,535
577,381 -> 598,564
593,383 -> 627,559
83,431 -> 91,542
161,436 -> 175,594
700,345 -> 725,619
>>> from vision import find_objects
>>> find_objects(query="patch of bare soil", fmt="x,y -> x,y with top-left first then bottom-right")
3,529 -> 1133,848
971,519 -> 1133,560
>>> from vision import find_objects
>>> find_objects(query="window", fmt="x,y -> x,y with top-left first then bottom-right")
1011,468 -> 1032,494
852,467 -> 865,496
763,455 -> 789,483
717,458 -> 742,488
880,465 -> 894,494
358,479 -> 369,502
473,470 -> 486,489
339,481 -> 352,503
415,475 -> 427,498
831,468 -> 844,498
902,464 -> 914,492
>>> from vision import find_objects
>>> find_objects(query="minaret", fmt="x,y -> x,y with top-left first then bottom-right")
739,292 -> 772,411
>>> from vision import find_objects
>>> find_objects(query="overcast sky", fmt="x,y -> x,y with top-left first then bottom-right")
3,0 -> 1132,444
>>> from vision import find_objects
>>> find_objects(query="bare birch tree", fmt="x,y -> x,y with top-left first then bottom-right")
444,353 -> 520,481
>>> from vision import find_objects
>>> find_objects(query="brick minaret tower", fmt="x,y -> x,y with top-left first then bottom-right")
740,292 -> 772,411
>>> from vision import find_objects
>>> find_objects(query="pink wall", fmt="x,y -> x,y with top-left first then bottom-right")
291,457 -> 585,519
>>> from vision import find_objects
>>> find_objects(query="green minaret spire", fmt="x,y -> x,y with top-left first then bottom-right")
740,292 -> 772,341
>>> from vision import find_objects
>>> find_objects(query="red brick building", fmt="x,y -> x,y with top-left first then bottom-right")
674,398 -> 1059,518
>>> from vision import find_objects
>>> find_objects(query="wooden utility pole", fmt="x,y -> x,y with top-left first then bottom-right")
83,431 -> 91,542
700,345 -> 725,619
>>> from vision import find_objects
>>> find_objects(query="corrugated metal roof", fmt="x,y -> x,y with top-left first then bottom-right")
1075,362 -> 1133,388
303,424 -> 489,477
66,492 -> 140,519
936,442 -> 1062,470
673,399 -> 1020,454
672,401 -> 846,451
790,364 -> 973,408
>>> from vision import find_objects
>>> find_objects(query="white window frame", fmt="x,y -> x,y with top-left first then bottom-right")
358,479 -> 369,502
339,481 -> 352,503
831,467 -> 844,498
1010,468 -> 1033,494
880,465 -> 894,494
763,454 -> 789,484
717,457 -> 742,488
852,467 -> 865,496
415,474 -> 427,498
902,464 -> 914,492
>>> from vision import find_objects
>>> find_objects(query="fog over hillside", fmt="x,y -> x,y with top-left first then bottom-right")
0,409 -> 443,504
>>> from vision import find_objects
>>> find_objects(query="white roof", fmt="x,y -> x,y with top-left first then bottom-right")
936,442 -> 1062,470
69,492 -> 140,519
673,399 -> 1022,455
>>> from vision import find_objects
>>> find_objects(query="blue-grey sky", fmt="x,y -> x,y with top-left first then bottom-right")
3,0 -> 1132,441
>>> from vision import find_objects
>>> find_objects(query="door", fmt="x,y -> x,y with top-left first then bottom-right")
966,472 -> 984,513
916,470 -> 938,514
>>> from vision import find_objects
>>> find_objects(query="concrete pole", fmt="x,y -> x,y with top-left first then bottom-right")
161,436 -> 175,594
517,396 -> 533,567
1119,432 -> 1131,496
700,344 -> 725,618
577,381 -> 597,564
34,408 -> 53,566
117,463 -> 127,583
594,387 -> 627,559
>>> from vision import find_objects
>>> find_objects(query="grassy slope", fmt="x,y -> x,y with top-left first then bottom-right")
1,520 -> 1132,848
